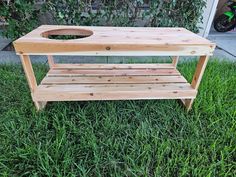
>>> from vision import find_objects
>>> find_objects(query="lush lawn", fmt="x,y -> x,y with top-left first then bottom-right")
0,59 -> 235,176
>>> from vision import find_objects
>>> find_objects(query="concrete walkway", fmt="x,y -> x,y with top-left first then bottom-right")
0,35 -> 11,51
208,28 -> 236,60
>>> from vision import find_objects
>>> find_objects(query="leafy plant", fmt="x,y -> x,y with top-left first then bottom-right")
0,0 -> 206,39
0,0 -> 40,40
45,0 -> 206,32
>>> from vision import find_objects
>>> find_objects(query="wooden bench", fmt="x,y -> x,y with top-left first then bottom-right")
13,25 -> 216,111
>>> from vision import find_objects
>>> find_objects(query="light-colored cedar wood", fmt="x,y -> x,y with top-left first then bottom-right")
14,26 -> 215,111
53,63 -> 175,69
41,75 -> 187,85
172,56 -> 179,67
183,55 -> 209,111
47,55 -> 55,68
181,99 -> 193,111
14,25 -> 216,56
191,56 -> 209,89
47,68 -> 180,77
13,46 -> 214,56
20,55 -> 37,92
33,83 -> 197,102
34,101 -> 47,110
15,50 -> 213,57
20,55 -> 47,110
36,83 -> 193,92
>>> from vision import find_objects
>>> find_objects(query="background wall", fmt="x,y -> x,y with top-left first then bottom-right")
198,0 -> 218,37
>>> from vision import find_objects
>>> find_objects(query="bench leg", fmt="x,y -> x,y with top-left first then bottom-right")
34,101 -> 47,111
172,56 -> 179,68
20,55 -> 47,111
182,55 -> 209,111
48,55 -> 55,68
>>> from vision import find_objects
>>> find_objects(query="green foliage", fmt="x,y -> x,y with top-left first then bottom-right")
0,59 -> 235,176
0,0 -> 40,40
45,0 -> 206,32
0,0 -> 206,39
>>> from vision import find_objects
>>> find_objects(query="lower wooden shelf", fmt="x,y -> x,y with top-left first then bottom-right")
32,64 -> 197,102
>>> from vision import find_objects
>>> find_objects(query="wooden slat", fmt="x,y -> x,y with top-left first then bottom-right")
53,63 -> 175,69
41,75 -> 187,85
47,68 -> 180,77
33,83 -> 197,101
36,83 -> 193,92
14,46 -> 215,56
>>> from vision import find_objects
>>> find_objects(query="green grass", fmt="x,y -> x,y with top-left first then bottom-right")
0,59 -> 235,176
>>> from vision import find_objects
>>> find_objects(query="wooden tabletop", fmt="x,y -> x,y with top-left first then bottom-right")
14,25 -> 215,56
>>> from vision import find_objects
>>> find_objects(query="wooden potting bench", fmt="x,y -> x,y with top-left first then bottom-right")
13,25 -> 215,111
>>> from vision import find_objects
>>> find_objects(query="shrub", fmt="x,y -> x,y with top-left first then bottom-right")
0,0 -> 206,40
46,0 -> 206,32
0,0 -> 39,40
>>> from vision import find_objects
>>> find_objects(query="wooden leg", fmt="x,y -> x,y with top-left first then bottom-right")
181,99 -> 194,111
48,55 -> 55,68
172,56 -> 179,68
20,55 -> 47,111
183,55 -> 209,111
34,101 -> 47,111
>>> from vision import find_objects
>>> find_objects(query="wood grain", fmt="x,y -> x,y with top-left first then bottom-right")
47,55 -> 55,68
47,68 -> 180,77
33,83 -> 197,101
172,56 -> 179,67
53,63 -> 175,69
184,55 -> 209,111
20,55 -> 47,110
14,26 -> 215,111
41,75 -> 187,85
14,25 -> 216,56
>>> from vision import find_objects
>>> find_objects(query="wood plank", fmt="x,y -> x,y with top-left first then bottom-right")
36,83 -> 193,92
41,75 -> 187,85
15,25 -> 215,45
33,83 -> 197,101
172,56 -> 179,67
14,45 -> 215,56
53,63 -> 175,69
47,68 -> 180,77
13,25 -> 216,56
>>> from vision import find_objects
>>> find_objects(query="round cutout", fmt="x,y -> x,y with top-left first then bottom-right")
41,28 -> 93,40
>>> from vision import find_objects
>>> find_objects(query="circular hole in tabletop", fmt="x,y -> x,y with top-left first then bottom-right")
41,28 -> 93,40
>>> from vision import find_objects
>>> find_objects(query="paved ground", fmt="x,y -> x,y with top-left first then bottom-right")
213,48 -> 236,61
0,35 -> 11,51
208,28 -> 236,60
